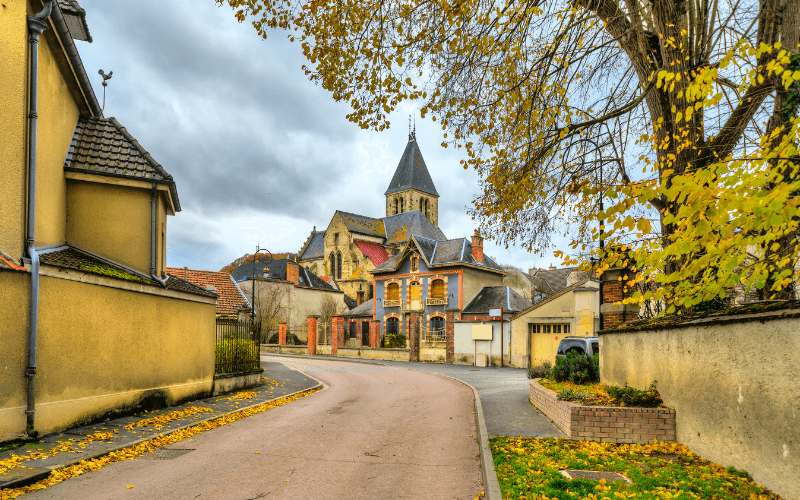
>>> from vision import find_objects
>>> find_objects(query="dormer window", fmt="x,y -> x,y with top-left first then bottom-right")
411,255 -> 419,273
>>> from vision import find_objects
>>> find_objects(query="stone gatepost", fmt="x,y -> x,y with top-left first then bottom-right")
600,266 -> 640,330
278,323 -> 287,345
409,312 -> 420,361
307,316 -> 318,355
445,309 -> 457,364
332,316 -> 345,349
370,320 -> 380,348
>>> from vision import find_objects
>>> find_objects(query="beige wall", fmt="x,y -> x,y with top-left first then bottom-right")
66,180 -> 156,275
509,282 -> 599,368
461,267 -> 504,308
600,318 -> 800,500
0,273 -> 216,441
252,280 -> 346,336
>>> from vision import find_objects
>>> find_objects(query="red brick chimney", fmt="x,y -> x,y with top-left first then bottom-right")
286,260 -> 299,286
471,230 -> 484,263
356,290 -> 365,306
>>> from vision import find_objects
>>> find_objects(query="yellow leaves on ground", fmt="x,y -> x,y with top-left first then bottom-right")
124,406 -> 213,431
0,388 -> 321,500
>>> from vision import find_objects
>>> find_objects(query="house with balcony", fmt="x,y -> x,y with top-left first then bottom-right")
371,231 -> 506,344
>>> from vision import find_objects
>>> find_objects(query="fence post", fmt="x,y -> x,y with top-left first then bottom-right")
445,308 -> 456,364
279,323 -> 287,345
409,312 -> 420,361
307,316 -> 318,355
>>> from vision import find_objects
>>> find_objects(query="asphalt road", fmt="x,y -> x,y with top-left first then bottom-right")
24,357 -> 483,500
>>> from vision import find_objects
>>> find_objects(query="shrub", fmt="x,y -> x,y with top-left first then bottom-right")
551,352 -> 599,384
556,388 -> 592,403
215,338 -> 260,374
385,333 -> 407,348
606,381 -> 663,407
528,361 -> 552,379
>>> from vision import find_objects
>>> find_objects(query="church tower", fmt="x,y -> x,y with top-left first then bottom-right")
384,131 -> 440,227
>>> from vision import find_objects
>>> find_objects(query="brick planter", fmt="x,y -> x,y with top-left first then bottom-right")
530,379 -> 676,444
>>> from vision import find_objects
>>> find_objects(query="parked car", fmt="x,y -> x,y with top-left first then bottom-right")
556,336 -> 599,358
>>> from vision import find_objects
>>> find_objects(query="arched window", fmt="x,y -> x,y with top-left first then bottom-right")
411,255 -> 419,272
430,279 -> 445,299
336,252 -> 342,280
425,199 -> 429,217
430,316 -> 445,332
400,198 -> 405,213
409,281 -> 421,300
386,317 -> 399,335
329,253 -> 336,278
394,198 -> 399,215
386,283 -> 400,301
368,284 -> 374,299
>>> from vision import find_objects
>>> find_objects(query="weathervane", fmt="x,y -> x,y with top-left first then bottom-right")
98,69 -> 113,112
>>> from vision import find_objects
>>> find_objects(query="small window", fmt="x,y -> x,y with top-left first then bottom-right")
554,325 -> 561,334
349,321 -> 357,339
411,255 -> 418,272
565,324 -> 571,334
334,233 -> 339,245
543,324 -> 551,334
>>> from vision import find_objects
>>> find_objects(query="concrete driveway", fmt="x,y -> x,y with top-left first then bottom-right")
24,357 -> 483,500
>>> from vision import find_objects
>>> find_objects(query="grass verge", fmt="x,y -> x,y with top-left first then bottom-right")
0,387 -> 321,499
491,437 -> 782,499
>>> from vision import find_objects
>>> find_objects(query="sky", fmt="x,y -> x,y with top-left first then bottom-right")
75,0 -> 560,273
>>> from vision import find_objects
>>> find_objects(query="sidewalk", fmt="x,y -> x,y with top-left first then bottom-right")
0,361 -> 319,490
262,352 -> 564,438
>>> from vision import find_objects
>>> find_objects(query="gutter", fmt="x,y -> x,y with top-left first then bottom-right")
23,0 -> 55,439
149,183 -> 168,288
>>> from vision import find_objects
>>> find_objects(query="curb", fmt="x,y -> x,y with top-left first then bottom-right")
0,382 -> 323,491
265,352 -> 503,499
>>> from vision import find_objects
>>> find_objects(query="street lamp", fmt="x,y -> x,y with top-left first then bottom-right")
251,243 -> 272,321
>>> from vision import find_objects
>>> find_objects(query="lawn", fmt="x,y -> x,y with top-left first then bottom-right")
491,437 -> 782,499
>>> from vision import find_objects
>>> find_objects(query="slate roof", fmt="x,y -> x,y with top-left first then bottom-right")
354,240 -> 390,267
337,211 -> 386,239
37,245 -> 217,298
299,230 -> 326,261
383,211 -> 446,243
372,235 -> 505,274
64,116 -> 181,211
166,267 -> 250,315
462,286 -> 532,313
345,298 -> 374,317
56,0 -> 91,42
385,139 -> 439,197
343,294 -> 358,310
230,259 -> 336,291
532,266 -> 583,293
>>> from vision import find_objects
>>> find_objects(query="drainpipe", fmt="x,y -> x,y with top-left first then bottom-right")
24,0 -> 54,438
150,183 -> 167,287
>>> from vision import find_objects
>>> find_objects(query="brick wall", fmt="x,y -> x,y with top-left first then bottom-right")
409,312 -> 420,361
307,316 -> 318,355
370,320 -> 380,348
445,309 -> 455,363
278,323 -> 287,345
332,316 -> 344,355
286,261 -> 299,286
530,379 -> 676,444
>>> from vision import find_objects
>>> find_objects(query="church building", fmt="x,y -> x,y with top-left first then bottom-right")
297,132 -> 445,302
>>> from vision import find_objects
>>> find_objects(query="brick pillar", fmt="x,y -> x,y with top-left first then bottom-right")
307,316 -> 318,355
600,267 -> 639,330
409,312 -> 420,361
370,320 -> 380,348
286,260 -> 299,285
445,309 -> 456,363
279,323 -> 287,345
332,316 -> 345,355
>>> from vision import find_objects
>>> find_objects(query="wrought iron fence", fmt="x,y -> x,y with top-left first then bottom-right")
215,318 -> 260,374
421,326 -> 446,347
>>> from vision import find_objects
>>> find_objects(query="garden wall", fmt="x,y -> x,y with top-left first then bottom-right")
529,380 -> 675,443
600,306 -> 800,500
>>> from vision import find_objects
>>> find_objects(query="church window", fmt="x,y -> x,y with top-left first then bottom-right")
336,252 -> 342,280
386,283 -> 400,301
425,199 -> 429,218
400,198 -> 404,213
394,198 -> 399,215
329,253 -> 336,279
334,233 -> 339,245
368,284 -> 373,299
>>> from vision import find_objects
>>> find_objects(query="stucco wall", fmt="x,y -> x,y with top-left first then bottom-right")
453,320 -> 512,366
600,317 -> 800,500
0,274 -> 216,441
461,267 -> 504,308
66,180 -> 155,275
252,279 -> 345,337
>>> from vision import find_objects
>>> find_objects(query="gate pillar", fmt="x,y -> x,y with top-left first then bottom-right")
445,309 -> 457,364
409,312 -> 420,361
279,323 -> 287,345
307,316 -> 318,355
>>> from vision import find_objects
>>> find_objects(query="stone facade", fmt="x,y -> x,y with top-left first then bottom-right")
385,187 -> 438,227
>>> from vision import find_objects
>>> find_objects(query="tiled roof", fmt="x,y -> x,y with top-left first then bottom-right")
230,259 -> 336,291
338,211 -> 386,238
462,286 -> 532,313
299,230 -> 326,261
372,235 -> 505,274
56,0 -> 91,42
64,116 -> 181,212
383,211 -> 446,243
0,251 -> 26,271
385,139 -> 439,197
354,240 -> 390,266
345,298 -> 374,317
533,266 -> 583,293
166,267 -> 249,315
37,245 -> 217,298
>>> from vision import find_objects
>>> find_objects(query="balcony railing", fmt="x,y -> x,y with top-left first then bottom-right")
426,297 -> 447,306
384,299 -> 400,307
402,299 -> 424,311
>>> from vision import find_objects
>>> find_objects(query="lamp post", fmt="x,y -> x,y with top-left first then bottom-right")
251,243 -> 272,321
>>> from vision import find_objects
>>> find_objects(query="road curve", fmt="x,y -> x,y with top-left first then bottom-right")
24,357 -> 483,500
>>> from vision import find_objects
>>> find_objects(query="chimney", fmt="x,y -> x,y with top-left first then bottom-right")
529,267 -> 537,275
471,230 -> 484,263
549,264 -> 556,270
286,260 -> 300,286
356,290 -> 365,306
183,266 -> 188,280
